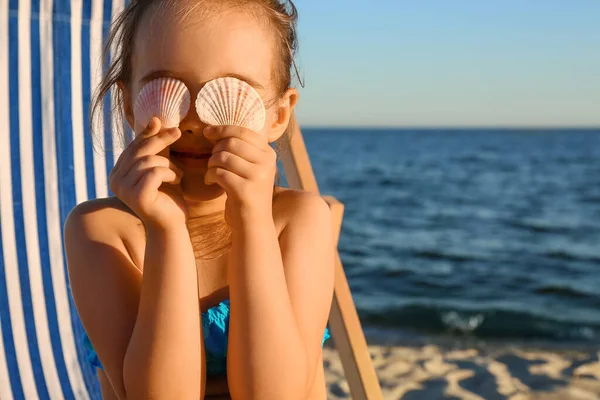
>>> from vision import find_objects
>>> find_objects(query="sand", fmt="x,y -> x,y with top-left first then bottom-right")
323,343 -> 600,399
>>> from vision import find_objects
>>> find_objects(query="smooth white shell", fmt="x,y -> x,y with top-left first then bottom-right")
133,77 -> 190,130
195,77 -> 266,132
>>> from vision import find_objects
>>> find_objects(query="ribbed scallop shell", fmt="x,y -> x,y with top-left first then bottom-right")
195,77 -> 266,132
133,77 -> 191,130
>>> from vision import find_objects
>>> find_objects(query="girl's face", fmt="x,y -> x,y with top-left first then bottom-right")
122,6 -> 297,202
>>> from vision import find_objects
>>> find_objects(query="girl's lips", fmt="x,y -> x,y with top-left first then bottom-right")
170,150 -> 211,169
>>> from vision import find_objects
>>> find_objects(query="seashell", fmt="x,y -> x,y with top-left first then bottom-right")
133,77 -> 191,130
195,77 -> 266,132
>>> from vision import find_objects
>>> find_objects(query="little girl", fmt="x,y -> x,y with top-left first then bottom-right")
64,0 -> 334,399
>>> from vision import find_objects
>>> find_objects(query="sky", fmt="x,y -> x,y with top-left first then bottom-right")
293,1 -> 600,127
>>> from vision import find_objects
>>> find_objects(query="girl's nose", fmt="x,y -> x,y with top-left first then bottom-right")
178,105 -> 207,137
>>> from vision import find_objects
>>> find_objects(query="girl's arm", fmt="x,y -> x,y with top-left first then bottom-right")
123,222 -> 204,399
66,207 -> 204,400
226,194 -> 334,400
67,120 -> 204,400
203,125 -> 334,399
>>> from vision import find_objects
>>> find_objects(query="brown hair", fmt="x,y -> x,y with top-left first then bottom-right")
92,0 -> 300,259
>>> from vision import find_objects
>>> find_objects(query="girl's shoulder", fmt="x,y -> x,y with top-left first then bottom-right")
272,187 -> 331,231
65,196 -> 143,235
273,186 -> 324,205
64,196 -> 146,268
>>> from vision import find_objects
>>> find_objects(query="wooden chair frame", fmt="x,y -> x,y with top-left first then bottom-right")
280,117 -> 383,399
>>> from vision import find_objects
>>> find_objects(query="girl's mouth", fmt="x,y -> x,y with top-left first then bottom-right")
170,150 -> 211,169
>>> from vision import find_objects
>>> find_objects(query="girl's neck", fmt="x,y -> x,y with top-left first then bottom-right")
184,191 -> 228,219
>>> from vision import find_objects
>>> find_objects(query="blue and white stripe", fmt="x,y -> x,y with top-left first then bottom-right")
1,0 -> 126,398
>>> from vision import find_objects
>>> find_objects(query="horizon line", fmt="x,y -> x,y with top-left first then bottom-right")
300,125 -> 600,130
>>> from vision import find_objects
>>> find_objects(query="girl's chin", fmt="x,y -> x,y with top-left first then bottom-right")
180,174 -> 225,201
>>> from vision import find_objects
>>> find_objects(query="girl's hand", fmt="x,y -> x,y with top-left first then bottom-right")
109,117 -> 187,229
203,125 -> 276,228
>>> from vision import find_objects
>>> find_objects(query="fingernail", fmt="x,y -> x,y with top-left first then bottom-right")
204,126 -> 214,135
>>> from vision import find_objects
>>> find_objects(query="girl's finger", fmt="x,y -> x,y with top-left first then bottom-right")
127,155 -> 183,178
115,127 -> 180,174
121,156 -> 182,188
133,128 -> 181,160
211,136 -> 264,164
203,125 -> 270,152
133,167 -> 181,196
123,162 -> 181,189
207,151 -> 253,179
137,117 -> 162,138
112,117 -> 162,177
204,166 -> 244,189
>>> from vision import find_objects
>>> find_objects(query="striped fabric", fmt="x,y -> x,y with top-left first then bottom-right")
1,0 -> 130,398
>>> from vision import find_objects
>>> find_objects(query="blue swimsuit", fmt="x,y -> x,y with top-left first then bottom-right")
83,300 -> 330,376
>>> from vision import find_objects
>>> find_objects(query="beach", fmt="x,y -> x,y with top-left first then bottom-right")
323,343 -> 600,399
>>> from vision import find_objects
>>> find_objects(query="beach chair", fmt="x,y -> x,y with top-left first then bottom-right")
0,0 -> 382,399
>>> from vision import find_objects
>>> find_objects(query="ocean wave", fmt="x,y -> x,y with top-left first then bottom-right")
580,196 -> 600,204
506,219 -> 573,234
534,285 -> 600,306
411,278 -> 462,290
544,250 -> 600,263
411,249 -> 485,263
359,305 -> 600,342
377,177 -> 405,187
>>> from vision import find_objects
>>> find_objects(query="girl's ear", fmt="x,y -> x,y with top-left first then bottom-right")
266,87 -> 298,142
118,81 -> 135,131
